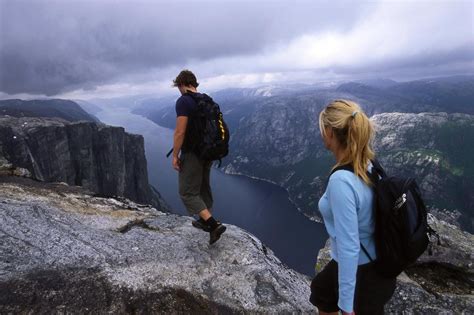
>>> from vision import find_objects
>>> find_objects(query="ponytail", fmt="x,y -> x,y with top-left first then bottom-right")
319,100 -> 375,185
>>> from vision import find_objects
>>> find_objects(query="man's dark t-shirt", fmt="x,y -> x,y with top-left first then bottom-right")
175,93 -> 200,152
176,94 -> 198,117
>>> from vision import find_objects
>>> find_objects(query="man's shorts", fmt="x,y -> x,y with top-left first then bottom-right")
178,152 -> 213,215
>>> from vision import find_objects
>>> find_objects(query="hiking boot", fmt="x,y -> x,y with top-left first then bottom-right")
192,219 -> 212,232
209,224 -> 227,245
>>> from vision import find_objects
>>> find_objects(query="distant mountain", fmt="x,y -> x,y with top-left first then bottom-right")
131,95 -> 178,114
134,75 -> 474,232
131,92 -> 261,131
75,100 -> 103,116
336,75 -> 474,115
142,76 -> 474,130
211,85 -> 316,100
0,99 -> 99,122
356,78 -> 398,88
88,93 -> 174,113
130,95 -> 179,129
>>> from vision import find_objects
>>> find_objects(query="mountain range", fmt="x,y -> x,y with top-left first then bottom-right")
135,75 -> 474,232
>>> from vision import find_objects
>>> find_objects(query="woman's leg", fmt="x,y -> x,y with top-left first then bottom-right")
354,263 -> 396,315
310,260 -> 340,314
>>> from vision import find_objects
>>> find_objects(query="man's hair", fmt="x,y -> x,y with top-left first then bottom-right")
173,70 -> 199,88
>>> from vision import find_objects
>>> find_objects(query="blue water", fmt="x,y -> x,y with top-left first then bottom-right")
96,108 -> 328,276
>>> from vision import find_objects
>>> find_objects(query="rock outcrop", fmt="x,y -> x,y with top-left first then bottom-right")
315,215 -> 474,314
1,176 -> 472,313
0,116 -> 166,211
0,176 -> 314,313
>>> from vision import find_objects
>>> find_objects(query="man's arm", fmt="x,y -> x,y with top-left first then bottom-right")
172,116 -> 188,171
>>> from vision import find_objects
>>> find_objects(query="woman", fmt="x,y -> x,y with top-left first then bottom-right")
310,100 -> 396,315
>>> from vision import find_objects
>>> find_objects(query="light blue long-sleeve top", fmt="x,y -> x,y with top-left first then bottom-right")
318,167 -> 377,313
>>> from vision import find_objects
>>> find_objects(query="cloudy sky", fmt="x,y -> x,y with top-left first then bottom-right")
0,0 -> 473,99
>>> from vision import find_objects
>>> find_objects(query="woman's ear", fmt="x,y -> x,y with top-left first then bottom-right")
322,126 -> 332,149
325,126 -> 333,139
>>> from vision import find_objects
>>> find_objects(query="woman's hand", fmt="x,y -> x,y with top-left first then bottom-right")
342,311 -> 355,315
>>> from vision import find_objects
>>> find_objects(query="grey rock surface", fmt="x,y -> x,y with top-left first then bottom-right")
315,215 -> 474,314
0,177 -> 314,314
0,115 -> 166,211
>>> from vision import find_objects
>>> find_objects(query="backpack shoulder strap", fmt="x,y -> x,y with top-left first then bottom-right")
329,164 -> 354,177
330,159 -> 385,178
370,158 -> 387,180
183,91 -> 196,98
185,92 -> 212,101
360,243 -> 374,262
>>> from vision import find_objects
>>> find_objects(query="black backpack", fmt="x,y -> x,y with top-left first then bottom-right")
167,93 -> 229,164
330,160 -> 439,278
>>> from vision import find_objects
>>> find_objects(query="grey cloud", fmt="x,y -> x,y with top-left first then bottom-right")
326,44 -> 474,79
0,0 -> 367,95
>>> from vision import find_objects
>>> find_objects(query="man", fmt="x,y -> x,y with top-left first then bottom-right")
172,69 -> 227,244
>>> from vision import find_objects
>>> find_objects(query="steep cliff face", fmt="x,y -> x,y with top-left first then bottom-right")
0,177 -> 314,313
0,116 -> 166,211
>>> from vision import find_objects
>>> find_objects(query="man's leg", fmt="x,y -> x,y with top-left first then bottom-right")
179,153 -> 225,243
179,153 -> 208,217
200,159 -> 214,214
198,208 -> 212,221
194,206 -> 226,245
199,160 -> 226,244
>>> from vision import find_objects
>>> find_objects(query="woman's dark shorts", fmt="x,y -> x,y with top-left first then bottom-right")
310,259 -> 396,315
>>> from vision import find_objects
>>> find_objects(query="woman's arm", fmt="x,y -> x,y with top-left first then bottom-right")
328,172 -> 360,313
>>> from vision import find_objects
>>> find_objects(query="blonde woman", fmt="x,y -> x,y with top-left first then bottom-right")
310,100 -> 396,315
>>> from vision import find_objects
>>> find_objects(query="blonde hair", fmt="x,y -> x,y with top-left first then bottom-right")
319,99 -> 375,185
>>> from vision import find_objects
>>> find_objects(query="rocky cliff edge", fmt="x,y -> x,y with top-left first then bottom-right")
0,176 -> 313,314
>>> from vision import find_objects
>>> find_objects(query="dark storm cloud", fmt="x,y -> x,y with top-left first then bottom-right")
1,0 -> 472,97
0,0 -> 367,95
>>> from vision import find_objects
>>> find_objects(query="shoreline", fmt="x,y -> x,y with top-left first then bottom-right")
216,166 -> 323,224
143,118 -> 324,225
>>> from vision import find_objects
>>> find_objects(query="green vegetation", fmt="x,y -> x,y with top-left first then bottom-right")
435,121 -> 474,179
286,153 -> 334,184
